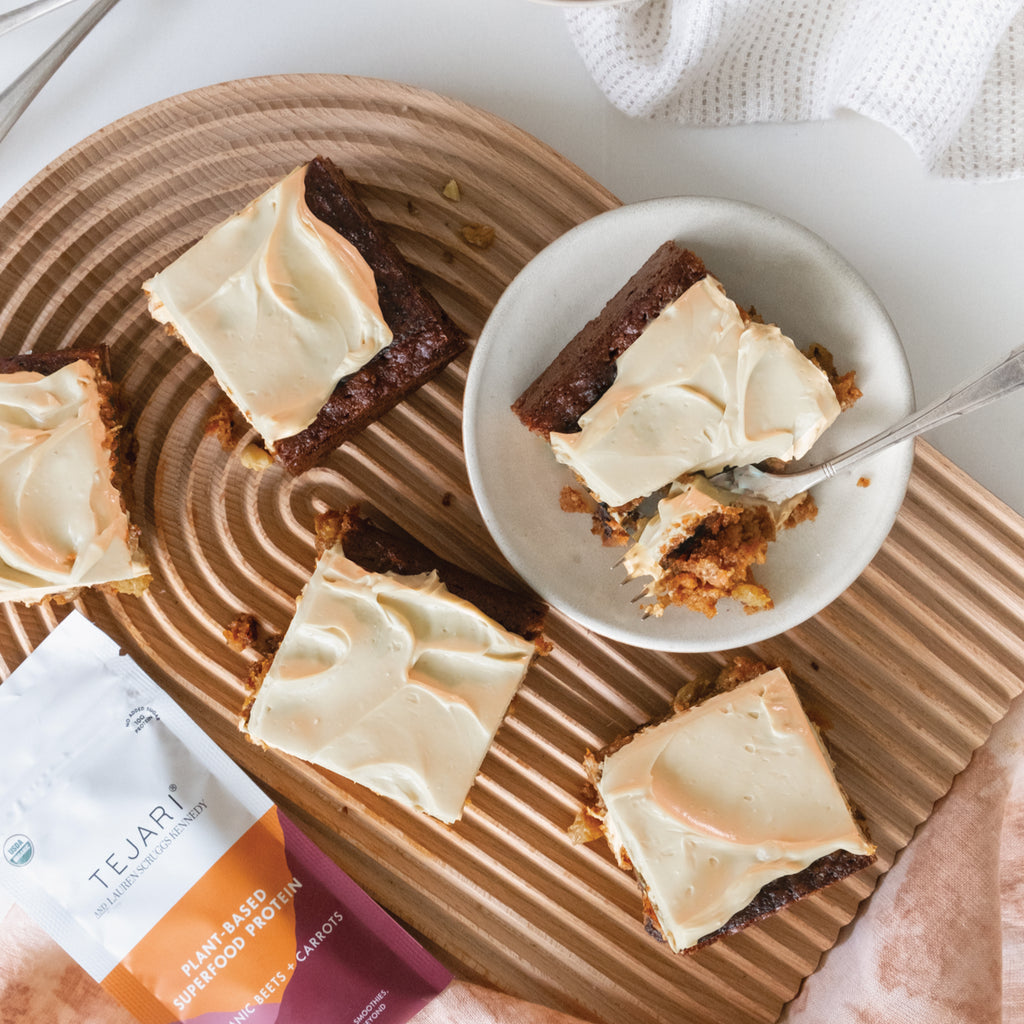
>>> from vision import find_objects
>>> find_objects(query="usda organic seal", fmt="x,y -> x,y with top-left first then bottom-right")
3,834 -> 34,867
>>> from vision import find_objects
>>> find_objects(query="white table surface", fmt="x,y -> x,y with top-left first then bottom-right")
2,0 -> 1023,520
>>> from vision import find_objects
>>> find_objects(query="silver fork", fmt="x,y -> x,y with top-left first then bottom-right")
708,343 -> 1024,504
0,0 -> 122,146
0,0 -> 80,35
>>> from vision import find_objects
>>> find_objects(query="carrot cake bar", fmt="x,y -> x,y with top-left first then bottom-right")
575,659 -> 875,953
144,156 -> 466,474
0,347 -> 150,604
513,240 -> 859,616
243,508 -> 546,823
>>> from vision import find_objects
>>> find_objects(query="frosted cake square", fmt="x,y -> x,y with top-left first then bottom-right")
575,659 -> 875,953
144,156 -> 466,474
0,347 -> 150,604
243,508 -> 546,823
513,240 -> 859,617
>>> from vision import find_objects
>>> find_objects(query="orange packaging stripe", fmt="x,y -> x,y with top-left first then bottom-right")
102,808 -> 299,1023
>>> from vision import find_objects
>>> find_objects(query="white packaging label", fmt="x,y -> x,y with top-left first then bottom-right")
0,613 -> 271,980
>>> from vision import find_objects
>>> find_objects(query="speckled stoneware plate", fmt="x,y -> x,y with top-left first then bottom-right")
464,197 -> 914,651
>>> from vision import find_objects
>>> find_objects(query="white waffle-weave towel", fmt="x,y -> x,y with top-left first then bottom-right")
565,0 -> 1024,180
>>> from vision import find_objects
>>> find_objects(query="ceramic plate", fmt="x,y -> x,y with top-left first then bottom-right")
464,197 -> 914,651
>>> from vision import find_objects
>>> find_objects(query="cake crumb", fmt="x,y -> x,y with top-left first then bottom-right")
441,491 -> 455,507
568,804 -> 605,845
224,613 -> 259,652
806,343 -> 862,410
559,486 -> 592,514
591,509 -> 631,547
734,582 -> 774,614
204,395 -> 241,452
442,178 -> 461,201
781,493 -> 818,529
461,222 -> 495,248
240,443 -> 273,471
833,371 -> 863,410
225,614 -> 284,665
857,476 -> 871,488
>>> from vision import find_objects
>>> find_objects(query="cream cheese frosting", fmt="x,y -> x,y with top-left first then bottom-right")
549,276 -> 841,509
0,361 -> 150,604
245,543 -> 536,823
595,667 -> 874,953
143,163 -> 393,447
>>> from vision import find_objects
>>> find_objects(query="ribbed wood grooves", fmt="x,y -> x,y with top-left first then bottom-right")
1,76 -> 1022,1024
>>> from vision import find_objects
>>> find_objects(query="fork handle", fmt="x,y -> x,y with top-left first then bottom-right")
0,0 -> 82,38
0,0 -> 121,145
818,342 -> 1024,483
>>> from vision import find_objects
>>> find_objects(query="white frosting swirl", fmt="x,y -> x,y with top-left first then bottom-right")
549,276 -> 841,508
0,361 -> 149,604
245,544 -> 536,823
143,163 -> 393,446
596,667 -> 873,952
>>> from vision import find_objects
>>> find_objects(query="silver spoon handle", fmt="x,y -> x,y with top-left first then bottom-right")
809,343 -> 1024,487
0,0 -> 121,145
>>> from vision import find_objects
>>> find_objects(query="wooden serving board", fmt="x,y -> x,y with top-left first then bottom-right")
1,75 -> 1023,1024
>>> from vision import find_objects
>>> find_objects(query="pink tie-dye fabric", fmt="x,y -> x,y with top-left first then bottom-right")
785,688 -> 1024,1024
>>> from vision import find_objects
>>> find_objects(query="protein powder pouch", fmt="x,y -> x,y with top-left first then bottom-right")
0,611 -> 452,1023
